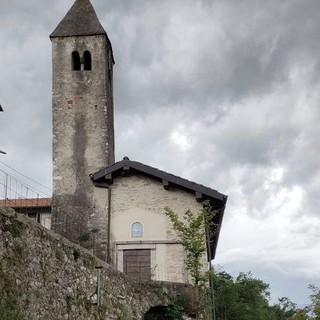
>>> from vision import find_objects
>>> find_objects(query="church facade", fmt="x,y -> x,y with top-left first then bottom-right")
50,0 -> 227,283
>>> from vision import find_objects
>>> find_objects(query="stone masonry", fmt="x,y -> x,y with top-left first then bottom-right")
0,206 -> 210,319
51,0 -> 115,260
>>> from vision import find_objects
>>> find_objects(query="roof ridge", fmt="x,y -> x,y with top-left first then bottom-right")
129,159 -> 218,192
91,158 -> 227,201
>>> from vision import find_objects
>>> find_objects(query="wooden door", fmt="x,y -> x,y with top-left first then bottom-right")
123,249 -> 151,280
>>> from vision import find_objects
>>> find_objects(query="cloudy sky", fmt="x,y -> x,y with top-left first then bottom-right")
1,0 -> 320,305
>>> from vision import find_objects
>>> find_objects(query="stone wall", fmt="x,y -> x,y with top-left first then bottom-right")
0,206 -> 210,320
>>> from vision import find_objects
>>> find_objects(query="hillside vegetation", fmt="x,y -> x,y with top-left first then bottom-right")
213,270 -> 319,320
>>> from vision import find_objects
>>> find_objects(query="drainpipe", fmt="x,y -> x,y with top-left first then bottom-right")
205,201 -> 216,320
106,186 -> 112,263
206,223 -> 216,320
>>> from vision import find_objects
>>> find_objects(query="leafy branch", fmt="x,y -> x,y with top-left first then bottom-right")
164,200 -> 215,287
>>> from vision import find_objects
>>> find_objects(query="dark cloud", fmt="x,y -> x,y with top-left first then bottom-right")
1,0 -> 320,305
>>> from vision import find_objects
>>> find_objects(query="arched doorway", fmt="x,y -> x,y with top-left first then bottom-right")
144,306 -> 168,320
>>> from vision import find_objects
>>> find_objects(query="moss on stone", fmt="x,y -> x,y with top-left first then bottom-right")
0,301 -> 23,320
79,233 -> 94,250
6,244 -> 26,267
55,248 -> 64,261
73,248 -> 81,261
3,220 -> 27,237
83,254 -> 97,269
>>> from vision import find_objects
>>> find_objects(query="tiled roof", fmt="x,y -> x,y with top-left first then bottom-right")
91,157 -> 227,202
0,198 -> 52,208
50,0 -> 106,38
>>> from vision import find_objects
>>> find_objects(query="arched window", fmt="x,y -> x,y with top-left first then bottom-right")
72,51 -> 81,70
83,51 -> 92,70
131,222 -> 143,237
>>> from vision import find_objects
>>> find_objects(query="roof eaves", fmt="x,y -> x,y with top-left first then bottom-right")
91,159 -> 227,202
210,197 -> 228,259
0,197 -> 52,208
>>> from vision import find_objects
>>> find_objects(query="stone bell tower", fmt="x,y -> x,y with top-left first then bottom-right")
50,0 -> 114,259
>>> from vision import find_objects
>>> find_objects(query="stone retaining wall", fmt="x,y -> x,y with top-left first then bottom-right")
0,206 -> 209,319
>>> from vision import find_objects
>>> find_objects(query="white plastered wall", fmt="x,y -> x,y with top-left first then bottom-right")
40,212 -> 52,230
109,173 -> 205,283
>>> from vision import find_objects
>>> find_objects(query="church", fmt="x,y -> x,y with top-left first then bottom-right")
5,0 -> 228,284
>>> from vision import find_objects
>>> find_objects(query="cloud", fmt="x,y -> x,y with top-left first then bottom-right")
1,0 -> 320,305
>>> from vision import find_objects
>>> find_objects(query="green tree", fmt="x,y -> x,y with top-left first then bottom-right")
309,284 -> 320,320
269,297 -> 297,320
289,309 -> 310,320
212,270 -> 293,320
212,270 -> 316,320
213,271 -> 239,319
164,201 -> 214,286
235,272 -> 271,320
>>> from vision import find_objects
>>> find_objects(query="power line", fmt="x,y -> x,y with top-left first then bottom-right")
0,169 -> 51,198
0,160 -> 52,192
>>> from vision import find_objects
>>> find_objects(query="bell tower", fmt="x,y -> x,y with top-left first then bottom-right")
50,0 -> 114,259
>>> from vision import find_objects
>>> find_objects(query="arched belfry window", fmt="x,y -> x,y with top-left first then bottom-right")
83,51 -> 92,70
131,222 -> 143,237
72,51 -> 81,70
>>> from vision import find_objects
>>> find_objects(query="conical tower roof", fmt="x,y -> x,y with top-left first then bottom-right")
50,0 -> 106,38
